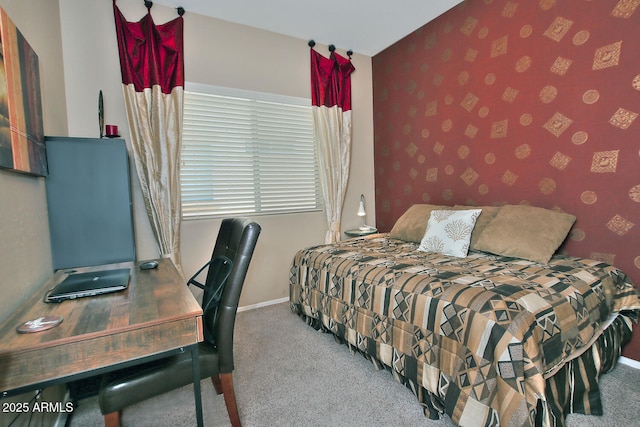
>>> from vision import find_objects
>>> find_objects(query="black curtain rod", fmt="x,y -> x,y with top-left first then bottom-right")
307,40 -> 353,58
142,1 -> 185,15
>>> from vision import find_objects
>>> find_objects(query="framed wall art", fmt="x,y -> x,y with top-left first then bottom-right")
0,7 -> 46,177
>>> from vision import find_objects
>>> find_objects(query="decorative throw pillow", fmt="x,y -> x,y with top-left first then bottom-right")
417,209 -> 482,258
473,204 -> 576,264
389,204 -> 449,243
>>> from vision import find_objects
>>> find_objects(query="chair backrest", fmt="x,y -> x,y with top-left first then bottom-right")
201,256 -> 233,346
205,218 -> 261,373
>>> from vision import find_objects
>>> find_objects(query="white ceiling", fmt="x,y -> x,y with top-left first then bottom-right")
151,0 -> 463,56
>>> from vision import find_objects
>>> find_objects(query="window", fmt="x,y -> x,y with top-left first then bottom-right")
181,84 -> 321,219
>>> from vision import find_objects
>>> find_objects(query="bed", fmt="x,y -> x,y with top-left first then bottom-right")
289,204 -> 640,427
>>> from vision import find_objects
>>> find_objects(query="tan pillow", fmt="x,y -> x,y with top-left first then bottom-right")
389,204 -> 449,243
474,204 -> 576,263
453,205 -> 502,250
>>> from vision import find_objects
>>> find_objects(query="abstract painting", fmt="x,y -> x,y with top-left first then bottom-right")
0,7 -> 46,176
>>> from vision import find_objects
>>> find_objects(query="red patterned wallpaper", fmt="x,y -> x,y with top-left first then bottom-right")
372,0 -> 640,359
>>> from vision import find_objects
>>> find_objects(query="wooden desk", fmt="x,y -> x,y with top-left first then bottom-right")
0,259 -> 204,424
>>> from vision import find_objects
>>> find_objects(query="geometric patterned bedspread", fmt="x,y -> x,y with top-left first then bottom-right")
289,234 -> 640,427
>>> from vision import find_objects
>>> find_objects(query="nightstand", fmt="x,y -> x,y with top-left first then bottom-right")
344,227 -> 379,238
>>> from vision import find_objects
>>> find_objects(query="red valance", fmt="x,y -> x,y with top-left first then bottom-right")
113,1 -> 184,94
310,49 -> 355,111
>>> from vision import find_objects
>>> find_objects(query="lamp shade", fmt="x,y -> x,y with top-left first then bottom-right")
357,194 -> 366,216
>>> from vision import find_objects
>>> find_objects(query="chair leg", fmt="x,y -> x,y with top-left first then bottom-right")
104,411 -> 121,427
220,372 -> 241,427
211,374 -> 223,394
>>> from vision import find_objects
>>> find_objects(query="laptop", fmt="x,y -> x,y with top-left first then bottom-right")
46,268 -> 131,303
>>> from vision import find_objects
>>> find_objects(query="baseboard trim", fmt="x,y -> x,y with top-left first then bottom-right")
619,356 -> 640,370
238,297 -> 289,312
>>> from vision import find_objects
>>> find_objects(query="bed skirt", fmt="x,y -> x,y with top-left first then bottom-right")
290,300 -> 635,427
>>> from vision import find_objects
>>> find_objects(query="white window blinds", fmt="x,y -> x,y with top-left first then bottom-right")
181,84 -> 320,219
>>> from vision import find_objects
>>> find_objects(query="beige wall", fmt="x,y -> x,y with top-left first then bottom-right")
58,0 -> 375,308
0,1 -> 68,423
0,0 -> 67,321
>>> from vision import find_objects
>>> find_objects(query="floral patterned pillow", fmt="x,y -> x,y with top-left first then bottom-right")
418,209 -> 482,258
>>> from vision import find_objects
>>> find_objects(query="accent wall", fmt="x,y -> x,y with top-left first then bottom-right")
372,0 -> 640,359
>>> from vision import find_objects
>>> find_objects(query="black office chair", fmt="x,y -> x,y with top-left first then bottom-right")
98,218 -> 261,427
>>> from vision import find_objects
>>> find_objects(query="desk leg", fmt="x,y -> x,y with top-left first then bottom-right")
192,345 -> 204,427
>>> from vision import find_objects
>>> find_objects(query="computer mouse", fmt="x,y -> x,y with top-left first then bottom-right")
139,260 -> 159,270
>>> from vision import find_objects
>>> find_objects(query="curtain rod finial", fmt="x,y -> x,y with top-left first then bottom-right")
308,40 -> 316,48
347,49 -> 353,58
177,6 -> 185,16
328,44 -> 335,52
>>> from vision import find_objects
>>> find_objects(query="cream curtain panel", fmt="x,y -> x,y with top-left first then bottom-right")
122,87 -> 184,272
313,106 -> 352,244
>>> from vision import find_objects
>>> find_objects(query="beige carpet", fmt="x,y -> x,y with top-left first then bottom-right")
69,302 -> 640,427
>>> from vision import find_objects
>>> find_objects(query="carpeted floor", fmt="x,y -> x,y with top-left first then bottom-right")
68,302 -> 640,427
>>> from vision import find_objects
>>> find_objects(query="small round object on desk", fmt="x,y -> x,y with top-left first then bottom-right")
16,315 -> 64,334
139,260 -> 159,270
